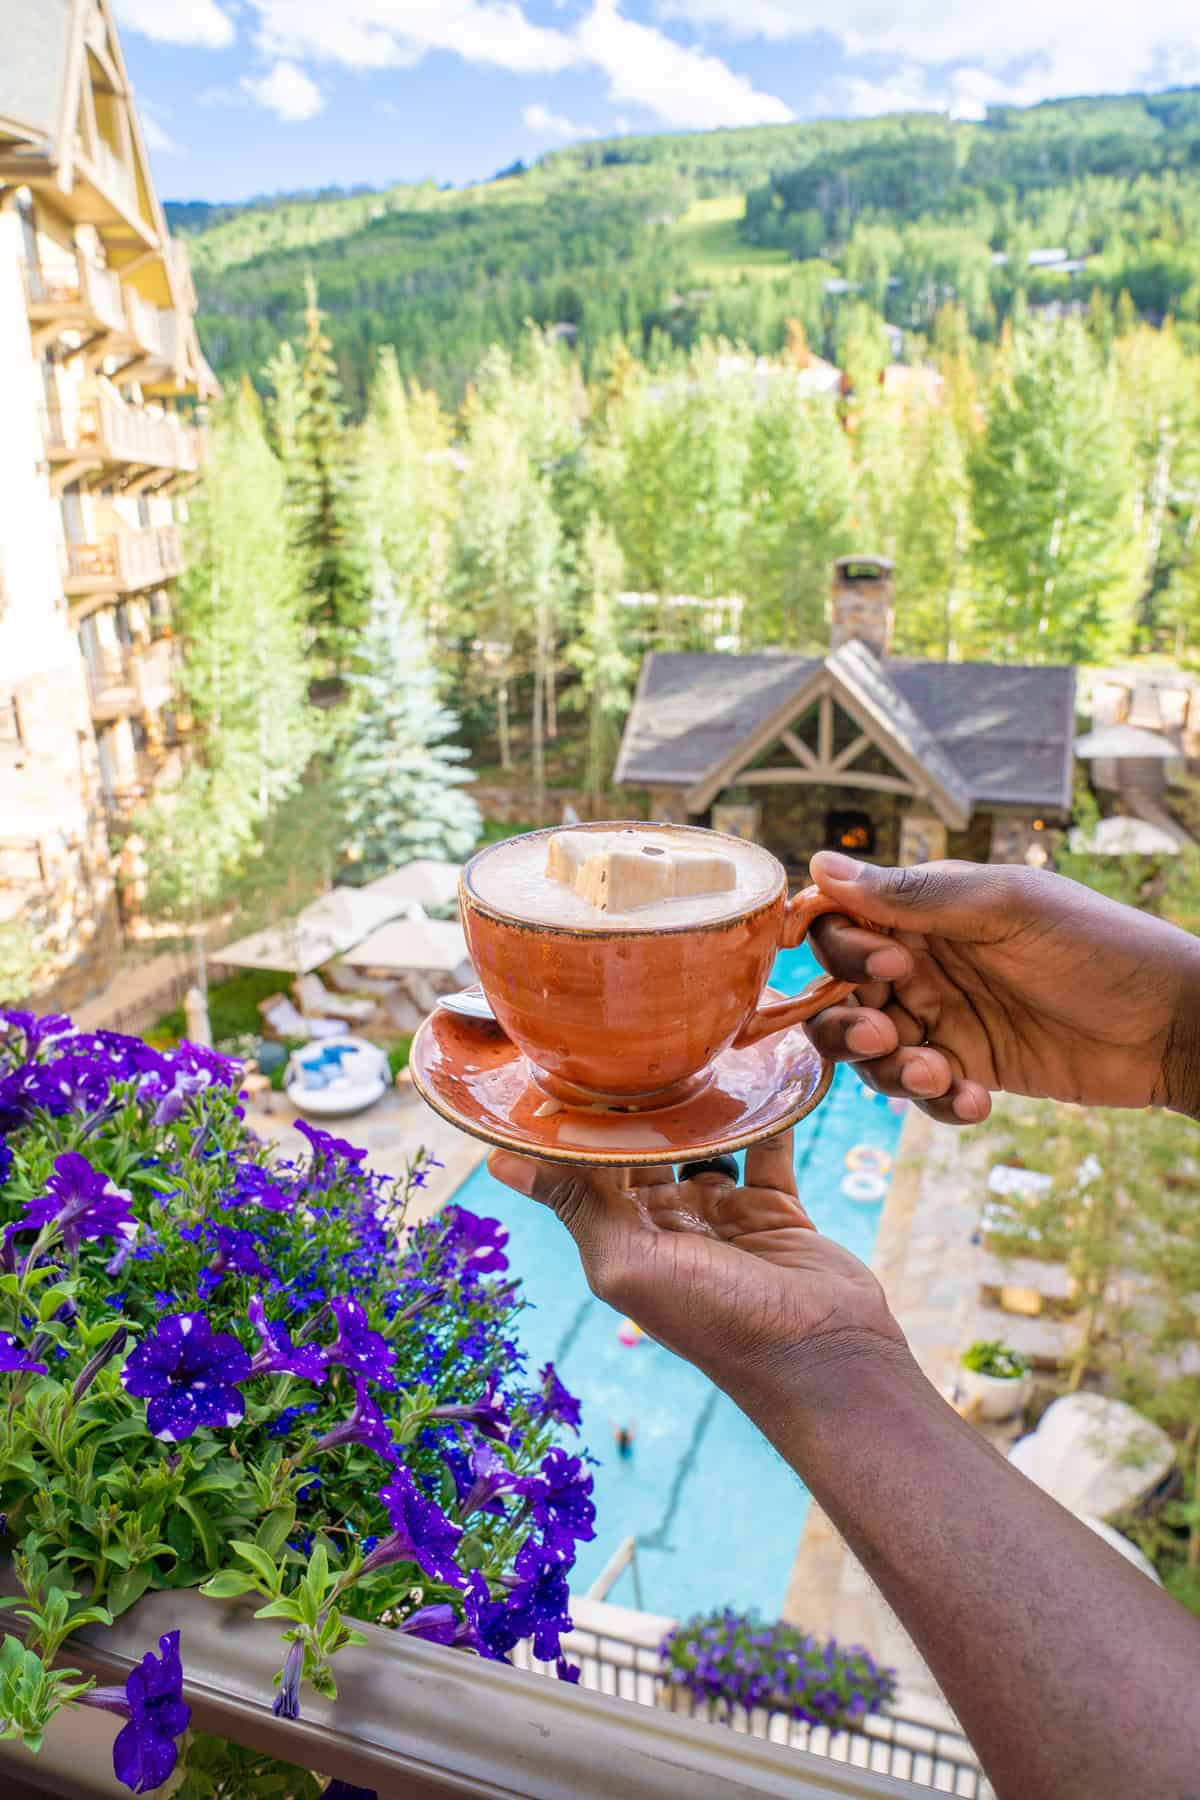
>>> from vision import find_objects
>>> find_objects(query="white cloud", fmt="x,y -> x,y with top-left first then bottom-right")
241,61 -> 326,122
140,106 -> 182,154
654,1 -> 1200,108
523,103 -> 595,140
246,1 -> 576,74
116,0 -> 234,50
577,1 -> 792,129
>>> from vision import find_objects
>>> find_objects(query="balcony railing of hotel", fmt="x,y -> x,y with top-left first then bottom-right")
84,639 -> 177,719
125,286 -> 165,361
89,137 -> 141,223
43,394 -> 197,474
22,251 -> 127,337
65,524 -> 184,596
0,1579 -> 967,1800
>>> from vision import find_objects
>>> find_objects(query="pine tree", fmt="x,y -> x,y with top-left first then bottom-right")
969,321 -> 1139,663
738,390 -> 853,647
338,562 -> 481,877
292,277 -> 369,696
566,515 -> 634,810
360,348 -> 453,625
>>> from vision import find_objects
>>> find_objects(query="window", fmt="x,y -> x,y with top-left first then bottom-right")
825,809 -> 875,855
60,481 -> 86,546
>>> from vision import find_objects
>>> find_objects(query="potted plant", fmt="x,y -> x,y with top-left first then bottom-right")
0,1008 -> 590,1795
657,1609 -> 896,1732
959,1339 -> 1033,1421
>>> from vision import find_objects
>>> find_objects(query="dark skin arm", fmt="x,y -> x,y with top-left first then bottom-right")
489,1138 -> 1200,1800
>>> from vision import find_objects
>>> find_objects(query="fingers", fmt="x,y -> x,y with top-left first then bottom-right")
809,853 -> 1018,943
809,914 -> 914,985
743,1130 -> 798,1198
486,1150 -> 640,1266
847,1051 -> 992,1125
805,1002 -> 900,1064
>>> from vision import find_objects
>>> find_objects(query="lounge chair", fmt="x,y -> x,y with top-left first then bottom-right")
293,971 -> 375,1024
257,994 -> 349,1042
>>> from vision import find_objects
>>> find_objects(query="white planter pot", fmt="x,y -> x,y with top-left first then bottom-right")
959,1365 -> 1031,1422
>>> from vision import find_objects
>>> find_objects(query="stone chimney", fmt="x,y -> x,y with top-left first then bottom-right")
830,555 -> 895,658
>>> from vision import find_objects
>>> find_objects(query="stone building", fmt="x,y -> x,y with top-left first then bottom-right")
0,0 -> 216,1003
615,556 -> 1076,872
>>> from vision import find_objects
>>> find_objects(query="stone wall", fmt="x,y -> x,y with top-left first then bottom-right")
473,784 -> 648,826
756,783 -> 908,871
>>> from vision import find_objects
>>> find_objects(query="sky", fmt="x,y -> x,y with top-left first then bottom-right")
113,0 -> 1200,205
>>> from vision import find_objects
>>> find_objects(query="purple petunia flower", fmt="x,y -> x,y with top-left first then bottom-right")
322,1783 -> 378,1800
313,1377 -> 395,1462
205,1223 -> 273,1284
148,1069 -> 210,1127
428,1373 -> 509,1444
0,1133 -> 11,1190
359,1465 -> 464,1589
326,1297 -> 395,1389
121,1312 -> 252,1442
503,1536 -> 574,1663
294,1118 -> 368,1171
0,1009 -> 73,1054
454,1443 -> 525,1520
82,1629 -> 191,1794
273,1639 -> 304,1720
522,1448 -> 596,1554
0,1330 -> 47,1375
223,1159 -> 295,1213
396,1602 -> 476,1647
534,1361 -> 581,1433
441,1206 -> 509,1275
7,1152 -> 137,1259
556,1655 -> 581,1683
464,1570 -> 521,1661
247,1295 -> 327,1382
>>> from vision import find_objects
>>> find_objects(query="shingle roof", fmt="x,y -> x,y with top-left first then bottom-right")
0,0 -> 73,144
617,648 -> 1076,815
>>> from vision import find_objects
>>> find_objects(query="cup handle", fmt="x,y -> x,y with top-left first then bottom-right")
732,886 -> 860,1051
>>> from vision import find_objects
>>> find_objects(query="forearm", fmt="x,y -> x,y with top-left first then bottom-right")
725,1333 -> 1200,1800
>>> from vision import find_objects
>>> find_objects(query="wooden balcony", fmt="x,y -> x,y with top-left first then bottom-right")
23,250 -> 129,347
83,647 -> 138,723
65,524 -> 184,598
124,287 -> 169,367
43,393 -> 202,486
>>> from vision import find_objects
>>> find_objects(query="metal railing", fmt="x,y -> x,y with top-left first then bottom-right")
512,1614 -> 990,1799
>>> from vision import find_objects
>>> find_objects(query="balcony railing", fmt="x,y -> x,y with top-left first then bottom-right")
43,392 -> 199,475
84,647 -> 137,721
65,524 -> 184,597
125,287 -> 164,360
22,252 -> 127,336
90,138 -> 140,221
133,636 -> 178,712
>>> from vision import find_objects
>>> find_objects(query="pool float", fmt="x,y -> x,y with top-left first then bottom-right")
840,1171 -> 888,1204
618,1319 -> 644,1347
845,1144 -> 893,1177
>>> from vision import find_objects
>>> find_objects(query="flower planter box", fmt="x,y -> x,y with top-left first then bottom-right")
957,1366 -> 1032,1423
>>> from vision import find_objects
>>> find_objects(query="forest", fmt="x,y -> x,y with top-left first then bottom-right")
169,86 -> 1200,410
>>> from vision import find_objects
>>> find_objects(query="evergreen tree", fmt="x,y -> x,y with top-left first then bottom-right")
969,321 -> 1139,663
360,348 -> 453,625
894,403 -> 972,658
566,515 -> 634,810
292,277 -> 369,695
339,563 -> 481,876
738,390 -> 853,647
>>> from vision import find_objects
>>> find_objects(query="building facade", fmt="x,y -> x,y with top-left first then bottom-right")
0,0 -> 216,1003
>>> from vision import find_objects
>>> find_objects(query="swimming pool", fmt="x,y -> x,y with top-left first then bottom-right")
450,943 -> 906,1622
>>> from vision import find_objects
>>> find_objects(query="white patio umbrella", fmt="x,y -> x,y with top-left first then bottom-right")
218,887 -> 405,975
358,860 -> 463,912
1068,815 -> 1181,856
1073,724 -> 1180,760
340,913 -> 470,976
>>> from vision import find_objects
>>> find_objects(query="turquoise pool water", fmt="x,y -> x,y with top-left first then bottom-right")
451,943 -> 906,1621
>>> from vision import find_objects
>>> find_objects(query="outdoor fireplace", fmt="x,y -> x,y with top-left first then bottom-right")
825,809 -> 875,855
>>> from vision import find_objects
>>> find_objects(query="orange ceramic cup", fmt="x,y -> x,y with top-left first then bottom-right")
460,822 -> 858,1110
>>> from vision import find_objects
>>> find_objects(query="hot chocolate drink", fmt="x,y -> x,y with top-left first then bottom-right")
468,824 -> 779,932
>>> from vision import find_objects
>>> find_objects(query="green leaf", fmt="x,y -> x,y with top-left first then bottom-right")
198,1570 -> 259,1599
230,1541 -> 280,1591
251,1597 -> 303,1622
107,1566 -> 152,1618
254,1508 -> 296,1560
36,1284 -> 78,1322
177,1497 -> 220,1570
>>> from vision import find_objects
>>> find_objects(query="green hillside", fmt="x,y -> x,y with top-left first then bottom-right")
168,88 -> 1200,410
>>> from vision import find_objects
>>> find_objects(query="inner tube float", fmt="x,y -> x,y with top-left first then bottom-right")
840,1171 -> 888,1204
845,1144 -> 893,1177
618,1319 -> 644,1348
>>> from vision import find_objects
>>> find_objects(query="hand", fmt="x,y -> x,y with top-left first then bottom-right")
804,853 -> 1200,1126
486,1132 -> 905,1398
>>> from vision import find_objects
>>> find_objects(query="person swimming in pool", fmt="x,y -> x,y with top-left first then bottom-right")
611,1420 -> 636,1459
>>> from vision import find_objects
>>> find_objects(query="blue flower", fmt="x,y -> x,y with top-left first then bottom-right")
247,1296 -> 327,1382
505,1537 -> 575,1662
121,1312 -> 252,1442
223,1160 -> 294,1212
294,1118 -> 368,1179
313,1378 -> 395,1462
441,1206 -> 508,1275
326,1297 -> 395,1389
0,1009 -> 73,1054
359,1465 -> 464,1589
523,1448 -> 595,1553
396,1602 -> 474,1647
148,1069 -> 210,1126
322,1783 -> 378,1800
0,1330 -> 47,1375
0,1133 -> 11,1190
534,1361 -> 581,1433
273,1639 -> 304,1720
428,1373 -> 509,1444
205,1223 -> 273,1284
453,1443 -> 525,1519
8,1152 -> 137,1258
82,1630 -> 191,1794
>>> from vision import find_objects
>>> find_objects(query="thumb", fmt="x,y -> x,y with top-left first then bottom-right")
487,1151 -> 642,1296
808,852 -> 1016,941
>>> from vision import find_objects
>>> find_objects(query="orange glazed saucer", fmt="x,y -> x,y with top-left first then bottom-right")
409,987 -> 834,1168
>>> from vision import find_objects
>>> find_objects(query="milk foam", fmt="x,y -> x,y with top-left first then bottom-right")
468,827 -> 779,931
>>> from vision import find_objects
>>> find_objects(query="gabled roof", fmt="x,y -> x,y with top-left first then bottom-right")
617,646 -> 1076,819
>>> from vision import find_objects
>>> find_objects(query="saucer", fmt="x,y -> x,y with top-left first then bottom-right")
409,988 -> 834,1167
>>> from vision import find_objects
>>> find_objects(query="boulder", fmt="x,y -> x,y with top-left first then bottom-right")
1008,1393 -> 1174,1521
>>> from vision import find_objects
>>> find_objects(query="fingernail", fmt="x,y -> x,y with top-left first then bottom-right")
953,1088 -> 987,1122
813,851 -> 864,883
846,1019 -> 885,1055
867,946 -> 908,981
901,1055 -> 939,1095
